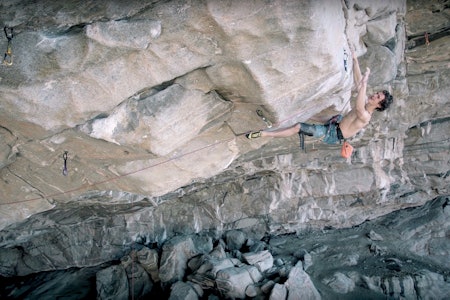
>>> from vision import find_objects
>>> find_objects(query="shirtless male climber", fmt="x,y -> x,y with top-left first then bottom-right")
246,50 -> 393,145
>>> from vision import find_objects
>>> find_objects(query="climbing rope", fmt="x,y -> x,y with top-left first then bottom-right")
0,137 -> 235,206
2,27 -> 13,66
0,47 -> 357,206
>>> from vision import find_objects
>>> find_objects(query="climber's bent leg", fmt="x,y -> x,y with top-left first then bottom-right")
261,123 -> 301,138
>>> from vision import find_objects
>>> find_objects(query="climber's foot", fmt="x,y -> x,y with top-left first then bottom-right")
246,131 -> 262,139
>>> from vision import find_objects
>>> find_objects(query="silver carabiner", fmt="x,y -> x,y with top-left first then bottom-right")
62,151 -> 68,176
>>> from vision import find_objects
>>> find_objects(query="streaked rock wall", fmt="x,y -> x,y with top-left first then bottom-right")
0,1 -> 449,298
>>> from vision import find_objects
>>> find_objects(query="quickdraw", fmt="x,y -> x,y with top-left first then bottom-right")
424,32 -> 430,47
299,131 -> 306,153
343,49 -> 349,72
256,109 -> 273,128
3,26 -> 13,66
62,151 -> 69,176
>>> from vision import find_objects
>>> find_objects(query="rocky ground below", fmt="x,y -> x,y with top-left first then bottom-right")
1,195 -> 448,299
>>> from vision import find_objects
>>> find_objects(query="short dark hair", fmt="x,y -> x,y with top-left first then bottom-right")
376,90 -> 393,111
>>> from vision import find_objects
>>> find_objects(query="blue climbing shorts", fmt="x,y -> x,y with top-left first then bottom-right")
299,122 -> 342,145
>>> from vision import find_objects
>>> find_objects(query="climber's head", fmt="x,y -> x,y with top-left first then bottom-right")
369,90 -> 393,112
377,90 -> 393,112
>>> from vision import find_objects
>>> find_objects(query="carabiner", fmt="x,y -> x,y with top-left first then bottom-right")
343,49 -> 349,72
62,151 -> 68,176
3,27 -> 13,66
3,44 -> 12,66
4,27 -> 13,40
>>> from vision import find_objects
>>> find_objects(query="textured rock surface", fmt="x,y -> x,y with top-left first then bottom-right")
0,0 -> 411,229
1,196 -> 448,299
96,265 -> 129,300
0,0 -> 449,299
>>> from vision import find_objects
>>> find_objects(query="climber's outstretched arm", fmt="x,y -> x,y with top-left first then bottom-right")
355,68 -> 371,121
351,48 -> 362,87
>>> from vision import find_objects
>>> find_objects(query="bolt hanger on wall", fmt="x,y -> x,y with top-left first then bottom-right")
62,151 -> 69,176
3,26 -> 13,66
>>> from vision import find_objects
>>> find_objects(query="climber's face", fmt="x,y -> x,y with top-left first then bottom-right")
369,91 -> 386,108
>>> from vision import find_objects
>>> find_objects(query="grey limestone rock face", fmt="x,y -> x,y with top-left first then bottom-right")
96,265 -> 129,300
269,283 -> 287,300
168,281 -> 201,300
0,196 -> 449,299
0,0 -> 449,299
216,265 -> 262,299
0,127 -> 17,169
159,235 -> 213,285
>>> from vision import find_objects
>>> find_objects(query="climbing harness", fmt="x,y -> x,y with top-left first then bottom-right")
297,114 -> 353,158
3,26 -> 13,66
329,115 -> 354,158
62,151 -> 68,176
